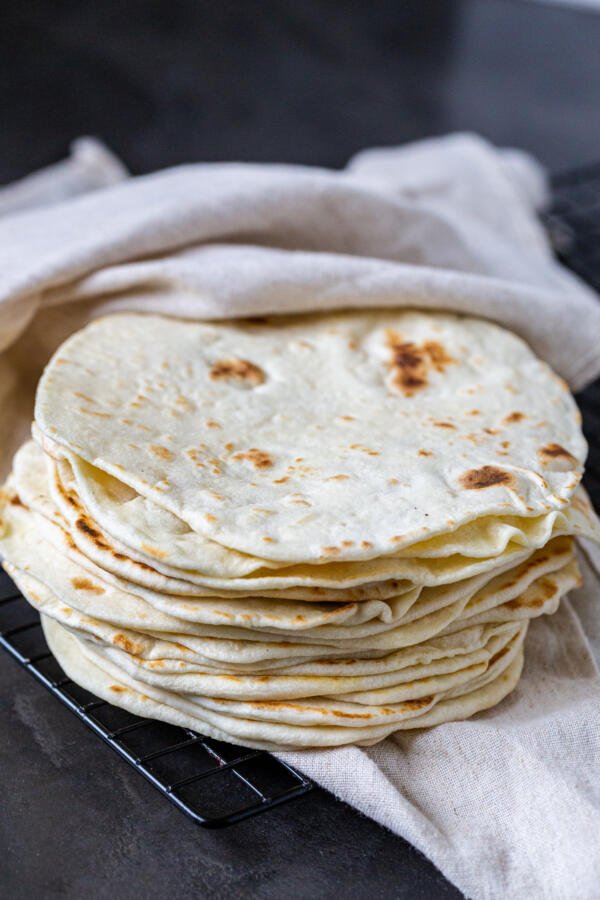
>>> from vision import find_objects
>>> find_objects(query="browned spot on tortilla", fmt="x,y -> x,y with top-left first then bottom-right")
262,536 -> 275,543
385,331 -> 455,396
341,540 -> 354,547
73,391 -> 96,404
109,685 -> 127,693
388,478 -> 399,485
501,441 -> 511,449
483,427 -> 500,436
274,476 -> 289,484
204,513 -> 217,523
489,645 -> 512,665
141,542 -> 169,560
348,338 -> 359,350
361,540 -> 373,549
538,443 -> 576,464
459,466 -> 515,490
224,442 -> 235,452
209,358 -> 265,386
339,415 -> 355,421
175,394 -> 194,411
80,407 -> 112,419
150,445 -> 175,462
468,410 -> 480,416
112,633 -> 140,654
322,546 -> 341,556
390,535 -> 404,544
507,593 -> 547,611
418,449 -> 433,457
232,448 -> 273,469
503,411 -> 525,424
327,474 -> 350,481
70,577 -> 105,594
350,444 -> 380,456
206,420 -> 221,429
433,421 -> 456,429
402,695 -> 435,711
9,494 -> 24,507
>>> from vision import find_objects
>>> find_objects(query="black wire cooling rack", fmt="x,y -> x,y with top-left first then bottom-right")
0,568 -> 312,828
1,164 -> 600,830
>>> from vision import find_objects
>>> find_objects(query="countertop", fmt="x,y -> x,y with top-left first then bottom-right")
1,1 -> 600,898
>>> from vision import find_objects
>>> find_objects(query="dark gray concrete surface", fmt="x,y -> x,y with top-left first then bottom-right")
0,652 -> 458,899
1,1 -> 600,897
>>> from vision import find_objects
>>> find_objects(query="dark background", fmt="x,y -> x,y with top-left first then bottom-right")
2,0 -> 600,183
1,2 -> 600,899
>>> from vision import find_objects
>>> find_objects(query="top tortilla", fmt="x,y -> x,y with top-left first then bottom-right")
35,310 -> 586,563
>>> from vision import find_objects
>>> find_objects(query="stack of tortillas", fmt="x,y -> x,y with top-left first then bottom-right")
1,309 -> 599,749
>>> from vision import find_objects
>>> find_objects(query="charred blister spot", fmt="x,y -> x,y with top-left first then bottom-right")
402,696 -> 434,712
112,633 -> 142,654
459,466 -> 515,490
70,577 -> 105,595
209,358 -> 265,387
149,445 -> 175,462
232,448 -> 273,469
538,443 -> 577,470
503,411 -> 525,425
385,330 -> 455,396
141,542 -> 169,560
75,516 -> 110,549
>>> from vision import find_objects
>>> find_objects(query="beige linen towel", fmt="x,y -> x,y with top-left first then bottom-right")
1,134 -> 600,899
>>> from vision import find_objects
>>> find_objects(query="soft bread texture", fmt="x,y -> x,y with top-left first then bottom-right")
42,616 -> 525,749
1,309 -> 597,749
35,311 -> 585,563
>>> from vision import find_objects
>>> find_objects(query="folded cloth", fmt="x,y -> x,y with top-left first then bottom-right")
1,134 -> 600,899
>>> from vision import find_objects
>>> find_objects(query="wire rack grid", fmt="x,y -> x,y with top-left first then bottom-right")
0,569 -> 312,828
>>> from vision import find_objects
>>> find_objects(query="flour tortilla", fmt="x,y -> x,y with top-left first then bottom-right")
35,311 -> 585,564
15,440 -> 599,597
8,563 -> 523,680
43,616 -> 525,749
0,492 -> 575,658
